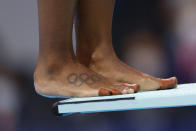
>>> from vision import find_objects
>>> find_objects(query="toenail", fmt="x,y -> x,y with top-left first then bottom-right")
111,89 -> 122,95
122,89 -> 128,94
99,88 -> 112,96
127,89 -> 134,94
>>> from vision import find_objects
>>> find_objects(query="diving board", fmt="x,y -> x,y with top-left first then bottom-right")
52,83 -> 196,116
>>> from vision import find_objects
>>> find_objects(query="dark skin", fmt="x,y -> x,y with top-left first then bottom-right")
34,0 -> 176,98
76,0 -> 177,91
76,0 -> 115,66
34,0 -> 137,98
67,73 -> 101,87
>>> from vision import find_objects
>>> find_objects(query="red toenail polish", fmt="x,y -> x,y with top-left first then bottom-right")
111,89 -> 122,95
99,88 -> 112,96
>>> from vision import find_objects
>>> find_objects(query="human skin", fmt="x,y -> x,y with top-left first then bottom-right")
75,0 -> 177,91
34,0 -> 137,98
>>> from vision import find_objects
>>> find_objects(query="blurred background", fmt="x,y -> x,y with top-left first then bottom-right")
0,0 -> 196,131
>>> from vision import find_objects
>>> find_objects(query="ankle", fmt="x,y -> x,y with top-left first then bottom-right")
77,41 -> 116,65
91,43 -> 116,61
36,55 -> 76,75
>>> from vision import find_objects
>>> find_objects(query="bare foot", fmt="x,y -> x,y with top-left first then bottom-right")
78,43 -> 177,91
34,59 -> 138,98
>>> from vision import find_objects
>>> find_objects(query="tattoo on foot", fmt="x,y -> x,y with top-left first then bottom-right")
67,73 -> 101,87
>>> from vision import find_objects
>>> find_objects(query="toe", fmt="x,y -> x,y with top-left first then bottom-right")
122,83 -> 140,93
111,86 -> 134,95
160,77 -> 178,90
127,88 -> 134,94
111,88 -> 122,95
98,85 -> 135,96
121,87 -> 134,94
116,86 -> 135,94
98,88 -> 112,96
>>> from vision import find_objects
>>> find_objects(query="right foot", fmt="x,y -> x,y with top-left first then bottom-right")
77,42 -> 177,91
34,60 -> 137,97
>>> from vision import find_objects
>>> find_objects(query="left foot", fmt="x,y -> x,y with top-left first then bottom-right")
77,43 -> 177,91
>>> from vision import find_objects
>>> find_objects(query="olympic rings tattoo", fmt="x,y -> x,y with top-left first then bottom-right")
67,73 -> 101,87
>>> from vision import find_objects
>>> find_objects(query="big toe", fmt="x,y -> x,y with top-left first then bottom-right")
160,77 -> 178,90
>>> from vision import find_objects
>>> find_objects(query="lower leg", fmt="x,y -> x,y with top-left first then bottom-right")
35,0 -> 84,97
37,0 -> 76,72
34,0 -> 135,97
76,0 -> 177,91
76,0 -> 116,66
